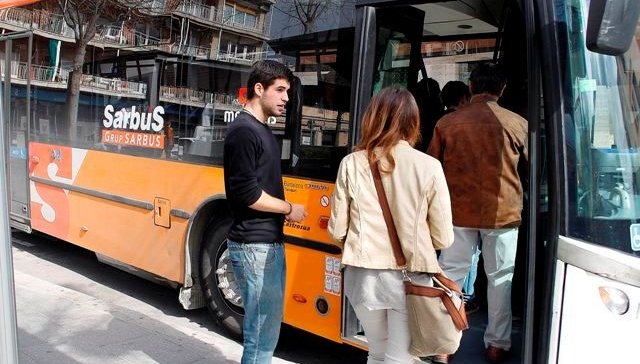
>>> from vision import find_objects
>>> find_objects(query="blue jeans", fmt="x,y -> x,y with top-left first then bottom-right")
463,247 -> 481,300
227,240 -> 286,364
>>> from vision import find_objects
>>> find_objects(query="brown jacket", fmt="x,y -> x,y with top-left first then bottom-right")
427,94 -> 528,229
329,141 -> 454,273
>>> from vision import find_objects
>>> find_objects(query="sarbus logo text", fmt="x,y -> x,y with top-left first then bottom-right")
103,105 -> 165,132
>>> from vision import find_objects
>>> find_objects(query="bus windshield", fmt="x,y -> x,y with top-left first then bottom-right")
558,0 -> 640,256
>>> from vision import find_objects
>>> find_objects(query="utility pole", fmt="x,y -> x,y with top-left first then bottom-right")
0,38 -> 19,364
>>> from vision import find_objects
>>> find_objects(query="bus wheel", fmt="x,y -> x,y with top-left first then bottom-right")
200,217 -> 244,340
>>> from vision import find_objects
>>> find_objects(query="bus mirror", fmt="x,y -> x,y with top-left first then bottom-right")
586,0 -> 640,56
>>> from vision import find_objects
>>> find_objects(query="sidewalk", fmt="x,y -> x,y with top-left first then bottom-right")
13,269 -> 294,364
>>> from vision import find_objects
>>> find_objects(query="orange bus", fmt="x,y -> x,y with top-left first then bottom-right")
4,0 -> 640,363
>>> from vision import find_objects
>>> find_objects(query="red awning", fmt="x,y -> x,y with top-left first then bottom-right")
0,0 -> 40,9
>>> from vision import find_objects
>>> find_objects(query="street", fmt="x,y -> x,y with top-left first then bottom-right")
10,230 -> 366,364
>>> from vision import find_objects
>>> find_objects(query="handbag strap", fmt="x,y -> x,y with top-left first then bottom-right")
370,161 -> 407,267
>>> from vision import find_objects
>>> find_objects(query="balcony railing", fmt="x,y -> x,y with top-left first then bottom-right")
0,61 -> 147,98
176,0 -> 216,22
80,74 -> 147,97
32,10 -> 75,38
95,25 -> 167,50
223,18 -> 264,33
214,50 -> 267,65
0,7 -> 32,27
143,0 -> 174,15
171,43 -> 211,58
0,7 -> 266,65
160,85 -> 241,109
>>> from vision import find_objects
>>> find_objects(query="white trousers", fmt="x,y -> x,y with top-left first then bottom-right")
352,303 -> 417,364
438,226 -> 518,350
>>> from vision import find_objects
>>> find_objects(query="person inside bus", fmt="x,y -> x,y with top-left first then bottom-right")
440,80 -> 470,115
427,62 -> 528,364
163,118 -> 174,158
439,80 -> 480,315
412,77 -> 444,151
329,86 -> 454,364
223,60 -> 307,364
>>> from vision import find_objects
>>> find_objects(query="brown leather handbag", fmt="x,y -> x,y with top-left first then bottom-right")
370,161 -> 468,357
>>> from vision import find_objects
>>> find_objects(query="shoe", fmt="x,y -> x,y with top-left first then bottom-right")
485,346 -> 509,363
464,298 -> 480,315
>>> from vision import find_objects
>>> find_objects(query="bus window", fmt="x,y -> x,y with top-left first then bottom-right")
559,0 -> 640,256
269,3 -> 356,181
159,55 -> 247,164
373,30 -> 413,92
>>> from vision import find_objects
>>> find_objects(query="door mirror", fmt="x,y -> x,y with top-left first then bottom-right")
586,0 -> 640,55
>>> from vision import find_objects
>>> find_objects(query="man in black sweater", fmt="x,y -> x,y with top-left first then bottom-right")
223,60 -> 306,364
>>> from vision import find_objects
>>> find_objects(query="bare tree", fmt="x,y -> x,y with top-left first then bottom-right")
48,0 -> 179,138
277,0 -> 348,34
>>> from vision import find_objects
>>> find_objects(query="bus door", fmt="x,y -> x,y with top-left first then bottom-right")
351,3 -> 425,146
340,3 -> 426,348
0,31 -> 33,233
349,1 -> 537,362
538,1 -> 640,362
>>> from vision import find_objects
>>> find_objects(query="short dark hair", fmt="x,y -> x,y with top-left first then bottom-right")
247,60 -> 294,99
469,62 -> 506,96
440,81 -> 470,108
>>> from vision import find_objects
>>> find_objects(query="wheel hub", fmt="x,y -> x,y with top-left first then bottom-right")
215,248 -> 243,309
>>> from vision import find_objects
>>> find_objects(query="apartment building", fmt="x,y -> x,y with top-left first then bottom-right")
0,0 -> 274,158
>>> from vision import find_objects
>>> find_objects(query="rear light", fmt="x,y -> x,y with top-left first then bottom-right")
598,286 -> 629,315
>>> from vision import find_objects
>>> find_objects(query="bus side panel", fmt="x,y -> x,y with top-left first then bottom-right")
283,244 -> 343,343
556,264 -> 639,362
28,142 -> 225,283
281,177 -> 335,243
280,177 -> 344,342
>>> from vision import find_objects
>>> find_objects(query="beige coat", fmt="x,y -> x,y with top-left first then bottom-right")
328,141 -> 454,273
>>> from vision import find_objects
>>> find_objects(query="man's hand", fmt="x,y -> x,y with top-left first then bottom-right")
286,203 -> 307,222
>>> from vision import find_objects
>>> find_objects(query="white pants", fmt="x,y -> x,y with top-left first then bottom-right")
352,303 -> 416,364
438,226 -> 518,350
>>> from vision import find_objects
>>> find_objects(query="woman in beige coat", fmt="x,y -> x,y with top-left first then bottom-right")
329,87 -> 454,364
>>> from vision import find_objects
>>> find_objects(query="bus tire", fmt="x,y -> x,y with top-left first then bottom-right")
200,216 -> 244,340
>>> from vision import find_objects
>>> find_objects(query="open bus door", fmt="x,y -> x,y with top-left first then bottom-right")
1,31 -> 33,233
350,2 -> 538,363
353,1 -> 543,363
341,3 -> 426,350
352,1 -> 640,363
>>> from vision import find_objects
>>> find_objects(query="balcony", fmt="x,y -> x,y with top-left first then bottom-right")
160,85 -> 241,110
80,74 -> 147,98
0,7 -> 265,65
0,61 -> 147,99
0,8 -> 72,39
170,43 -> 211,59
175,0 -> 217,23
173,1 -> 269,38
141,0 -> 176,15
94,25 -> 167,51
214,50 -> 267,65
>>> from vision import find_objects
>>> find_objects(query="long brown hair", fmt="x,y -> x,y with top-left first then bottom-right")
356,86 -> 421,173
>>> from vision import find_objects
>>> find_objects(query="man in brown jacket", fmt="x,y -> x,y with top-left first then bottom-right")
427,62 -> 528,364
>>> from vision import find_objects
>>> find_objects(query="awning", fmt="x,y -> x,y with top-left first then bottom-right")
0,0 -> 41,9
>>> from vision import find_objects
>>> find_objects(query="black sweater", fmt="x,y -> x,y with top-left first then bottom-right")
223,111 -> 285,243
